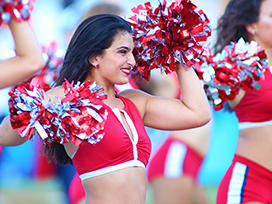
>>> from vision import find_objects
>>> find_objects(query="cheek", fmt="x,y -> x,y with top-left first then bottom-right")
114,57 -> 127,68
259,17 -> 272,30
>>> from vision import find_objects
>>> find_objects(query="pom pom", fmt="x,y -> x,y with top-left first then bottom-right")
0,0 -> 35,24
31,41 -> 64,91
129,0 -> 211,80
8,80 -> 108,146
195,37 -> 268,111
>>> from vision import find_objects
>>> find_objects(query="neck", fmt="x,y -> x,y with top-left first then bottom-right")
102,85 -> 123,109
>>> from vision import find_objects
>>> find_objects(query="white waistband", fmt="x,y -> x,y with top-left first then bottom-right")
238,120 -> 272,130
79,160 -> 145,181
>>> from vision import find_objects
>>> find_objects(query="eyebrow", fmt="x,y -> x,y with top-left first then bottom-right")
116,46 -> 130,50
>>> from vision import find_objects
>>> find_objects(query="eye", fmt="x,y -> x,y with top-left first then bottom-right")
118,49 -> 128,54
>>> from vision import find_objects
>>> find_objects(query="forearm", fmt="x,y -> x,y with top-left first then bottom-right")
0,18 -> 45,89
9,18 -> 44,64
0,115 -> 28,146
176,63 -> 211,120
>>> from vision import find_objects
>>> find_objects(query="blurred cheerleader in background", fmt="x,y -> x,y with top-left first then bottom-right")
197,0 -> 272,203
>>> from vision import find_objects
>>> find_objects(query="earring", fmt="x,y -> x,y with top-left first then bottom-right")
252,30 -> 258,36
93,63 -> 99,68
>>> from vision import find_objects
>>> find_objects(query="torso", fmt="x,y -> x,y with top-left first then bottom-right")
83,167 -> 147,204
236,124 -> 272,170
65,94 -> 151,204
230,68 -> 272,171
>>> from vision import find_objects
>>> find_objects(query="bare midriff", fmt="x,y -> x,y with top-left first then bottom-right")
236,123 -> 272,171
82,167 -> 147,204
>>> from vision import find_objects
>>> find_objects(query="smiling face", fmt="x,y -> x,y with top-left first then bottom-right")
90,31 -> 136,88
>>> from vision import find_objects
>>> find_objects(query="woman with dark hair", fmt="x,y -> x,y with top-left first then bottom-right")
215,0 -> 272,203
214,0 -> 263,53
0,13 -> 211,204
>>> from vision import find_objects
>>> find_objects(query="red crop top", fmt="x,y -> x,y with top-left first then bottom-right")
72,95 -> 151,180
234,69 -> 272,123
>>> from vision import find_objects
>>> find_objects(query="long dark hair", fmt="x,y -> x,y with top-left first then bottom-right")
44,14 -> 132,165
214,0 -> 263,53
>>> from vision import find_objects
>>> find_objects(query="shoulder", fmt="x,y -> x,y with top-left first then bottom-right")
45,86 -> 65,103
118,89 -> 152,117
119,89 -> 151,103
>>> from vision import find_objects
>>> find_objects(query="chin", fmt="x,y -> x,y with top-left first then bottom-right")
117,78 -> 129,85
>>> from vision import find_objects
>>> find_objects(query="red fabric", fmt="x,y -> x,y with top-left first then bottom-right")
72,95 -> 151,176
217,154 -> 272,204
33,155 -> 57,179
68,173 -> 85,204
234,69 -> 272,122
33,139 -> 57,179
147,137 -> 204,183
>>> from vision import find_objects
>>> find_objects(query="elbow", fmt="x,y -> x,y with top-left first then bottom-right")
30,56 -> 46,72
22,53 -> 46,74
197,107 -> 212,127
203,111 -> 212,126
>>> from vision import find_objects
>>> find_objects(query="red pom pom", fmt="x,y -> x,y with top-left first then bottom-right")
129,0 -> 211,80
196,38 -> 268,110
9,80 -> 108,146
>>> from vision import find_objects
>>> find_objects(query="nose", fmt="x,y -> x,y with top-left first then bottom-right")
127,52 -> 136,67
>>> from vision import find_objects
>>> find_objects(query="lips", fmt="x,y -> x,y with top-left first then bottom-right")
121,67 -> 131,76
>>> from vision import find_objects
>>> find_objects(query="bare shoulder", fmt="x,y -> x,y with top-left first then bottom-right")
119,89 -> 151,103
118,89 -> 152,117
45,86 -> 65,103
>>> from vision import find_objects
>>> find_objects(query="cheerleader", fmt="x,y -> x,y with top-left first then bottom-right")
201,0 -> 272,203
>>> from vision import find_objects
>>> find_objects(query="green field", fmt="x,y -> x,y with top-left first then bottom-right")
0,178 -> 218,204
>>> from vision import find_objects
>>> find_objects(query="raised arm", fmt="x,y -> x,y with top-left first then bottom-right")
122,63 -> 211,131
0,18 -> 45,89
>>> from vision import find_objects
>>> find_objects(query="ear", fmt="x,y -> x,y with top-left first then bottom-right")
89,56 -> 99,67
245,23 -> 258,36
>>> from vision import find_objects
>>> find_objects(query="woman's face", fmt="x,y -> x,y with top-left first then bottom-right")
251,0 -> 272,50
95,31 -> 136,86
